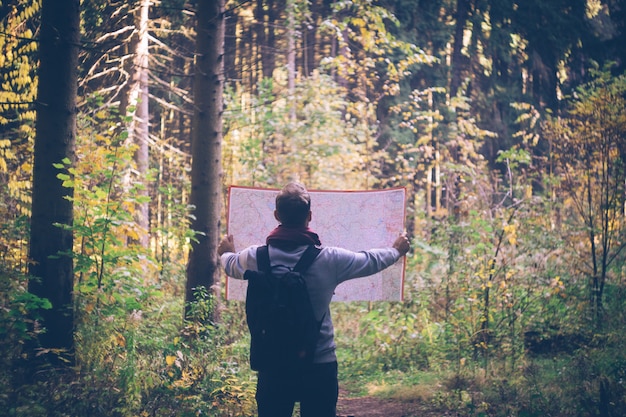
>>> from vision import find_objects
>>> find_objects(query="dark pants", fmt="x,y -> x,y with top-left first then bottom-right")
255,361 -> 338,417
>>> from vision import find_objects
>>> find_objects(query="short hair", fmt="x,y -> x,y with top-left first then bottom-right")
275,182 -> 311,226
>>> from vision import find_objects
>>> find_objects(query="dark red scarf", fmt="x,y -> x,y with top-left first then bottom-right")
266,225 -> 322,249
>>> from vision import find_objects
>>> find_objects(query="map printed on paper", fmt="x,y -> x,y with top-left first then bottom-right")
224,186 -> 407,301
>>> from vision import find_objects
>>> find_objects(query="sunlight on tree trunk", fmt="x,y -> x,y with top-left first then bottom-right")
124,0 -> 151,248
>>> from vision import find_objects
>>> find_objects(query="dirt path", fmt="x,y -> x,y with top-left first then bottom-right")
336,389 -> 450,417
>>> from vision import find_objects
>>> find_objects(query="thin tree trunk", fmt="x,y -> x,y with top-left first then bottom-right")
185,0 -> 225,319
130,0 -> 151,247
265,0 -> 278,78
244,18 -> 255,90
286,0 -> 296,121
450,0 -> 471,97
224,8 -> 238,85
28,0 -> 79,368
116,0 -> 150,248
255,0 -> 270,79
303,13 -> 318,77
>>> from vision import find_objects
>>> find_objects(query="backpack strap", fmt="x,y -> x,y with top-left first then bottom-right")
293,245 -> 325,325
255,245 -> 271,274
292,245 -> 322,273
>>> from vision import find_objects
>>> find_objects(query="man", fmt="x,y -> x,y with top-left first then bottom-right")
218,182 -> 410,417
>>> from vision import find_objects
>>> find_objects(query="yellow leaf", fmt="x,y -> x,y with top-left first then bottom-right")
115,333 -> 126,347
166,355 -> 176,366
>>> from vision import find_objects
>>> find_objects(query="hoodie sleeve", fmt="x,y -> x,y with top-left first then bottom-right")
220,245 -> 260,280
325,246 -> 401,284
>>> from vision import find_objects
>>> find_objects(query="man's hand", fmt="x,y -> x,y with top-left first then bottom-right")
393,234 -> 411,257
217,234 -> 236,256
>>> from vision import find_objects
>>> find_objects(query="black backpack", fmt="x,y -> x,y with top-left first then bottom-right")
243,245 -> 322,373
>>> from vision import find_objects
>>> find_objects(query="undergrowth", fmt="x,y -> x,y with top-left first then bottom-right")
333,299 -> 626,417
1,274 -> 257,417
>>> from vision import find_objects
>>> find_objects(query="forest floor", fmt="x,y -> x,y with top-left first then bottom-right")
336,388 -> 451,417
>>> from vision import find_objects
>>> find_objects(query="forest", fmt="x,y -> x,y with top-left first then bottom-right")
1,0 -> 626,416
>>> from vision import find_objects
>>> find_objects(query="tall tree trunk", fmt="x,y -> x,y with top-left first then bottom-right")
255,0 -> 270,79
129,0 -> 151,247
450,0 -> 471,97
224,8 -> 238,85
185,0 -> 225,318
529,50 -> 554,111
243,18 -> 255,90
302,8 -> 319,77
264,0 -> 278,78
28,0 -> 79,368
286,0 -> 296,121
116,0 -> 150,247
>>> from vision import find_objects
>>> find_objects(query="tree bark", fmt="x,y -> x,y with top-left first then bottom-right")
450,0 -> 471,97
255,0 -> 270,79
185,0 -> 225,319
286,0 -> 296,121
129,0 -> 151,247
302,3 -> 320,77
28,0 -> 80,367
224,8 -> 238,85
265,0 -> 278,78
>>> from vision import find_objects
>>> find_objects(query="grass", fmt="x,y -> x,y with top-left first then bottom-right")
365,370 -> 441,402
